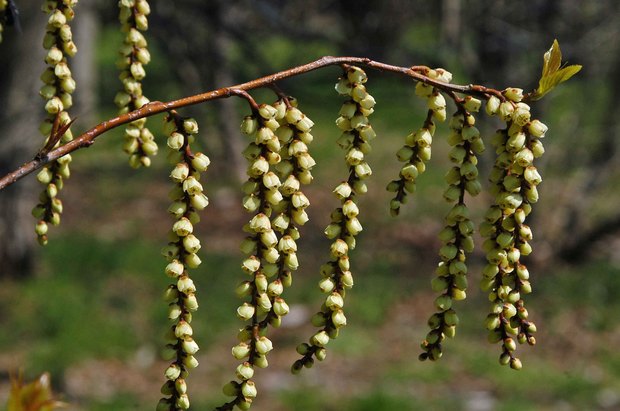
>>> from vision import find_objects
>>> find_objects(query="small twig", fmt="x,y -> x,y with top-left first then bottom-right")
267,83 -> 291,106
229,89 -> 260,111
35,116 -> 77,161
0,56 -> 512,191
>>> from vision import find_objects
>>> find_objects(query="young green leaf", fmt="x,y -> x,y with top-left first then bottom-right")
529,39 -> 581,101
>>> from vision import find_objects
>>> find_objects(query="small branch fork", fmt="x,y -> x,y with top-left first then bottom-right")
0,56 -> 504,190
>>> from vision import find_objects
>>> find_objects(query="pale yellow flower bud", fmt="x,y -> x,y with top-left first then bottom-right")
346,217 -> 363,235
232,342 -> 251,360
165,260 -> 184,277
45,97 -> 64,114
262,171 -> 281,190
330,239 -> 348,257
428,93 -> 446,111
291,191 -> 310,209
273,297 -> 290,316
311,330 -> 330,347
258,104 -> 277,119
333,182 -> 352,200
528,119 -> 548,138
278,235 -> 297,253
164,364 -> 181,381
504,87 -> 524,102
236,362 -> 254,381
498,101 -> 515,122
242,256 -> 260,273
463,96 -> 482,112
170,163 -> 190,182
237,303 -> 255,321
260,229 -> 278,248
248,145 -> 268,168
512,103 -> 531,126
189,193 -> 209,210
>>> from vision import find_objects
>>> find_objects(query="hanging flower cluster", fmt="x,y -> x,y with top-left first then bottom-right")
386,109 -> 434,216
419,95 -> 485,361
217,96 -> 316,410
387,69 -> 452,215
478,89 -> 544,369
378,68 -> 548,368
292,65 -> 376,373
32,0 -> 79,245
158,112 -> 210,411
115,0 -> 156,168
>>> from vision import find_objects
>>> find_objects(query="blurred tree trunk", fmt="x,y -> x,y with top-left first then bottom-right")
0,3 -> 46,279
72,0 -> 98,127
441,0 -> 461,51
207,0 -> 246,182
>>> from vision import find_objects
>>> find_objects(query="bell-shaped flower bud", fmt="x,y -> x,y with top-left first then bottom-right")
236,362 -> 254,381
292,208 -> 309,226
325,292 -> 344,310
236,303 -> 255,321
165,260 -> 184,278
172,217 -> 193,237
258,104 -> 277,120
347,66 -> 367,84
260,229 -> 278,248
528,119 -> 548,138
346,217 -> 363,235
498,101 -> 515,122
170,163 -> 190,183
332,309 -> 347,328
232,342 -> 251,360
249,156 -> 269,176
297,152 -> 316,171
503,87 -> 524,102
267,280 -> 284,297
310,330 -> 330,347
428,92 -> 446,111
255,336 -> 274,355
182,176 -> 203,195
242,256 -> 261,273
330,239 -> 348,257
485,95 -> 501,115
240,116 -> 258,135
333,182 -> 352,200
249,213 -> 271,233
164,364 -> 181,381
182,338 -> 200,355
182,234 -> 201,253
463,96 -> 481,112
273,297 -> 290,316
177,275 -> 196,294
278,235 -> 297,254
241,380 -> 257,399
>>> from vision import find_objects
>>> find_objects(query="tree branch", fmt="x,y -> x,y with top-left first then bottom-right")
0,56 -> 506,191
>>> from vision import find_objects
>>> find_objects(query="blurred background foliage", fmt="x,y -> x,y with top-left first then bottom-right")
1,0 -> 619,410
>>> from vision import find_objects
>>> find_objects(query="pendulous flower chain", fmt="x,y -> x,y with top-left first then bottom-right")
115,0 -> 157,169
158,112 -> 210,411
32,0 -> 79,245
